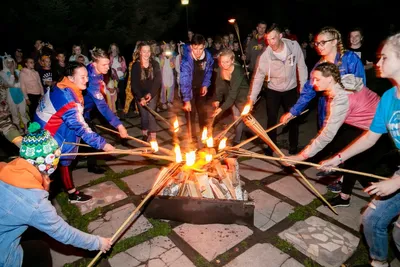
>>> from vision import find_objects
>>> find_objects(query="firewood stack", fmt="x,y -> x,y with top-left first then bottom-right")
159,157 -> 248,201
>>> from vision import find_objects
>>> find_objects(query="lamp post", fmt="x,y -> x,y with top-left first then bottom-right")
228,18 -> 249,80
181,0 -> 189,32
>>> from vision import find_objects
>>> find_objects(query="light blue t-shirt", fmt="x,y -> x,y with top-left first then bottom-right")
370,87 -> 400,149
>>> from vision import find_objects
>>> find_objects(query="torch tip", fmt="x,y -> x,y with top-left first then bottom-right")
228,18 -> 236,24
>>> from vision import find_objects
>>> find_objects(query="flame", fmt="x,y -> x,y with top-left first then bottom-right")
185,151 -> 196,166
174,144 -> 182,163
218,137 -> 227,150
228,18 -> 236,24
241,104 -> 251,115
150,141 -> 159,152
205,154 -> 213,163
201,127 -> 208,142
173,117 -> 179,133
206,137 -> 214,148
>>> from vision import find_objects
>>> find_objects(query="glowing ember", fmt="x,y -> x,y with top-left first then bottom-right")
205,154 -> 213,163
206,137 -> 214,148
150,141 -> 159,152
228,18 -> 236,24
201,127 -> 208,142
241,104 -> 251,115
173,117 -> 179,132
218,137 -> 227,150
174,144 -> 182,163
185,151 -> 196,166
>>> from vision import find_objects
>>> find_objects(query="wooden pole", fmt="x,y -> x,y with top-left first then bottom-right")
87,163 -> 181,267
234,109 -> 309,149
143,104 -> 173,129
95,125 -> 173,156
226,148 -> 389,181
242,114 -> 338,215
61,150 -> 175,162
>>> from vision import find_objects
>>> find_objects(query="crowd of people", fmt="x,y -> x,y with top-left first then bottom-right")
0,20 -> 400,267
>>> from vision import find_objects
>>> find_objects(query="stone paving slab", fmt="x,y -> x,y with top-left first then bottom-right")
268,173 -> 327,205
127,127 -> 143,137
317,195 -> 368,231
75,181 -> 128,214
240,158 -> 282,180
122,168 -> 160,195
156,130 -> 173,142
88,204 -> 152,240
249,189 -> 294,231
50,247 -> 82,267
73,167 -> 105,187
106,155 -> 148,173
109,236 -> 195,267
223,243 -> 304,267
173,223 -> 253,261
279,216 -> 360,267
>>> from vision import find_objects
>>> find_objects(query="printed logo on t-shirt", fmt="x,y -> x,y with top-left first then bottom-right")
42,72 -> 52,82
388,111 -> 400,146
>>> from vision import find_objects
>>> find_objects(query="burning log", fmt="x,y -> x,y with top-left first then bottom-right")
158,156 -> 247,201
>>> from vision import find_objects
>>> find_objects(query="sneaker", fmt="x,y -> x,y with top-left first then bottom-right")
161,104 -> 168,110
68,191 -> 92,203
142,135 -> 149,142
167,102 -> 173,108
327,180 -> 342,193
327,195 -> 350,207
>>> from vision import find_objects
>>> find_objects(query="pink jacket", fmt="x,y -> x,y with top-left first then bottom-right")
109,55 -> 127,81
302,75 -> 380,158
19,68 -> 44,98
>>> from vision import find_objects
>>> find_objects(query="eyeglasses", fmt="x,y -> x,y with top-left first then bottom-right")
314,39 -> 336,47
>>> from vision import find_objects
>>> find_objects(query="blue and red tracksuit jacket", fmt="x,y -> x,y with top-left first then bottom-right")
179,44 -> 214,102
289,50 -> 366,128
83,63 -> 122,128
34,86 -> 106,166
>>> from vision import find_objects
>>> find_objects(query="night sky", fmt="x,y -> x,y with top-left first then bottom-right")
0,0 -> 397,56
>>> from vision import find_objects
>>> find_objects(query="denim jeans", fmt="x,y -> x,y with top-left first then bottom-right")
362,191 -> 400,261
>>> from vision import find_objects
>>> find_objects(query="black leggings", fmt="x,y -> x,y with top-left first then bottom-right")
21,240 -> 52,267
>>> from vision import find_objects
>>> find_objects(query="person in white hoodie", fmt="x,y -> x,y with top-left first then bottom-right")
19,58 -> 44,120
247,23 -> 308,155
0,54 -> 30,134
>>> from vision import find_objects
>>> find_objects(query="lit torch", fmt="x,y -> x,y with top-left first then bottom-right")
205,154 -> 213,163
201,127 -> 208,143
218,137 -> 227,150
173,117 -> 179,133
174,144 -> 182,163
241,104 -> 251,116
185,151 -> 196,166
228,18 -> 249,79
150,140 -> 159,152
206,136 -> 214,148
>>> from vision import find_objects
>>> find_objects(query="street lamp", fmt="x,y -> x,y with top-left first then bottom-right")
181,0 -> 189,32
228,18 -> 249,79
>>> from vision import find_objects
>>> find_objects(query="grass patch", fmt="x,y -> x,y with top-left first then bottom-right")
56,193 -> 101,232
194,255 -> 212,267
109,218 -> 171,257
303,258 -> 320,267
274,237 -> 295,253
240,240 -> 248,249
287,192 -> 335,222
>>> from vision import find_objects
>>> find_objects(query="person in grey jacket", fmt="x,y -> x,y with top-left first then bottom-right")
247,24 -> 308,155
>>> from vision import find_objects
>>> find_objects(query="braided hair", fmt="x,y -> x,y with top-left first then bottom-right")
314,62 -> 345,89
318,27 -> 346,66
